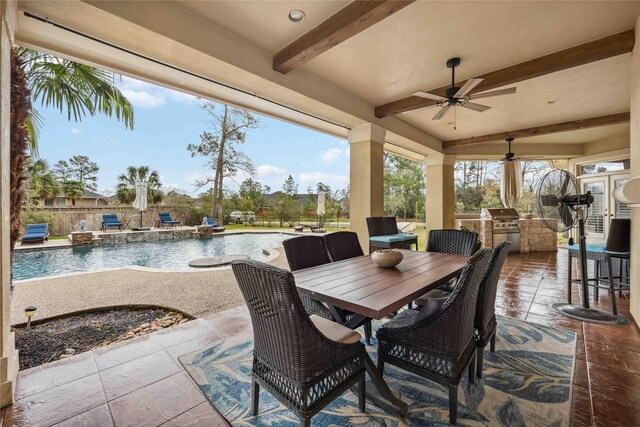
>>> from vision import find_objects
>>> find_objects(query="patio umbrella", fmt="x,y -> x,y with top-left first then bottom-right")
500,159 -> 523,209
317,191 -> 326,227
132,181 -> 148,228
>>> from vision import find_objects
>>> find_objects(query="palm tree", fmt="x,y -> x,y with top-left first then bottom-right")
116,166 -> 163,205
26,159 -> 61,204
19,48 -> 134,153
10,48 -> 134,255
61,180 -> 85,206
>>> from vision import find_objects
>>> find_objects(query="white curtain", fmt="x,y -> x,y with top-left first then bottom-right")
501,160 -> 523,209
316,192 -> 326,216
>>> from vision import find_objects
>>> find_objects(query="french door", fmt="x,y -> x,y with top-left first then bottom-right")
580,173 -> 630,243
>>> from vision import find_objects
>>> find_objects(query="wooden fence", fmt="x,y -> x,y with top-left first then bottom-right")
23,206 -> 192,236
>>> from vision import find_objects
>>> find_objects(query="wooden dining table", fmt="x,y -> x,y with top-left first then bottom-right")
292,249 -> 470,416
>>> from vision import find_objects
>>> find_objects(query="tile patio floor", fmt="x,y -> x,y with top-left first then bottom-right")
1,250 -> 638,426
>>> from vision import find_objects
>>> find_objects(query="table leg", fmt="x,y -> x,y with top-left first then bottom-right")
350,353 -> 408,416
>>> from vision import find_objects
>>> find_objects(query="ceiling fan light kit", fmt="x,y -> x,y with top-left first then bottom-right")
412,57 -> 517,129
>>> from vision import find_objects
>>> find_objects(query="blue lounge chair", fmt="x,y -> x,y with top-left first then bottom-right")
159,212 -> 181,228
21,223 -> 49,244
102,214 -> 123,232
205,218 -> 225,232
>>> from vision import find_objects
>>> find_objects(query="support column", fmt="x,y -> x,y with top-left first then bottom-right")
1,0 -> 18,408
348,123 -> 385,252
629,14 -> 640,322
424,155 -> 456,236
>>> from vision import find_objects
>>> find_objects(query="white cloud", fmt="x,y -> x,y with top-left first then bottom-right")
320,148 -> 344,164
120,88 -> 166,109
169,90 -> 198,105
256,164 -> 287,176
118,76 -> 196,108
299,172 -> 349,190
70,128 -> 81,135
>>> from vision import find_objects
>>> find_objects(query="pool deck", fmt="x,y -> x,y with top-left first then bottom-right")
11,245 -> 290,325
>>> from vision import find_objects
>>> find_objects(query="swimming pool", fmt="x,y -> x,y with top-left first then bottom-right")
13,233 -> 290,281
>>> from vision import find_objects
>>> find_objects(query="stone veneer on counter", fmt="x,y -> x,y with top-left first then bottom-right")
453,218 -> 558,253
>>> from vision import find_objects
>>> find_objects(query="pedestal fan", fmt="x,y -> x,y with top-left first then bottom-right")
536,169 -> 629,325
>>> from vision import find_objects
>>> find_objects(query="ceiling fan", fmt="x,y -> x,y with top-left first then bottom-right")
501,137 -> 519,162
412,57 -> 517,124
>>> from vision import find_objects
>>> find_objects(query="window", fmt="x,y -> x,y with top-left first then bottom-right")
584,181 -> 605,236
614,178 -> 631,219
579,159 -> 629,176
56,199 -> 66,207
44,199 -> 53,206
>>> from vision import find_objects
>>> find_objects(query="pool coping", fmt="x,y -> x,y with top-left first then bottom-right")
14,229 -> 300,252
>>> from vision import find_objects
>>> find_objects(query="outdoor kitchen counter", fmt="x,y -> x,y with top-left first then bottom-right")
454,217 -> 557,253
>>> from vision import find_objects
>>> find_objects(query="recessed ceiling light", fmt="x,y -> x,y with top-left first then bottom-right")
288,10 -> 306,22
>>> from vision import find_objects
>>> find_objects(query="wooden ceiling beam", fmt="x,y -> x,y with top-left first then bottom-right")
442,112 -> 630,148
273,0 -> 414,74
375,30 -> 635,118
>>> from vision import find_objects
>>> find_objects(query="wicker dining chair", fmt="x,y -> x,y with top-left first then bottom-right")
377,249 -> 492,424
414,229 -> 479,307
324,231 -> 364,262
427,229 -> 478,256
283,235 -> 373,344
232,260 -> 366,427
474,241 -> 511,378
283,236 -> 335,319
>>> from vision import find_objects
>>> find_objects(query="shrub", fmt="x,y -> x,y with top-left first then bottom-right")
21,210 -> 56,234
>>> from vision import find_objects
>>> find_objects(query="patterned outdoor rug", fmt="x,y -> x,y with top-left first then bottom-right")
179,315 -> 576,426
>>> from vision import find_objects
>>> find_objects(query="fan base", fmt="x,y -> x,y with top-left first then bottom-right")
552,303 -> 630,325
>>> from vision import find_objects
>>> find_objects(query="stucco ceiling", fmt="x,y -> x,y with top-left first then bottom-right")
175,0 -> 348,52
175,1 -> 638,149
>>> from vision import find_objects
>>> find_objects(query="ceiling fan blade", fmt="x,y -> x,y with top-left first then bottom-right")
411,91 -> 444,101
432,107 -> 450,120
460,102 -> 491,112
454,78 -> 483,98
468,87 -> 517,100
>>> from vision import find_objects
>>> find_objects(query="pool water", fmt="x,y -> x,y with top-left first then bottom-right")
13,233 -> 289,281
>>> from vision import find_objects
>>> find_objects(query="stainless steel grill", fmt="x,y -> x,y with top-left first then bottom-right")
481,208 -> 521,253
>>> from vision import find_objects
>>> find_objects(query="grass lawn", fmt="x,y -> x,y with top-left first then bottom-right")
49,235 -> 68,240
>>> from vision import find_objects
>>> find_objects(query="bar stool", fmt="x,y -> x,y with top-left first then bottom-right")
603,219 -> 631,315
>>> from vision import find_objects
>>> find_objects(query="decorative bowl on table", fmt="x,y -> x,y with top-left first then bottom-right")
371,249 -> 403,268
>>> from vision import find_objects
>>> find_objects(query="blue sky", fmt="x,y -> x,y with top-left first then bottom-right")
35,76 -> 350,196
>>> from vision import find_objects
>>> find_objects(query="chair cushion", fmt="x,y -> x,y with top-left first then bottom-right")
385,233 -> 417,242
369,235 -> 406,244
414,289 -> 451,307
380,309 -> 419,329
416,297 -> 446,323
566,243 -> 606,253
310,315 -> 361,344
